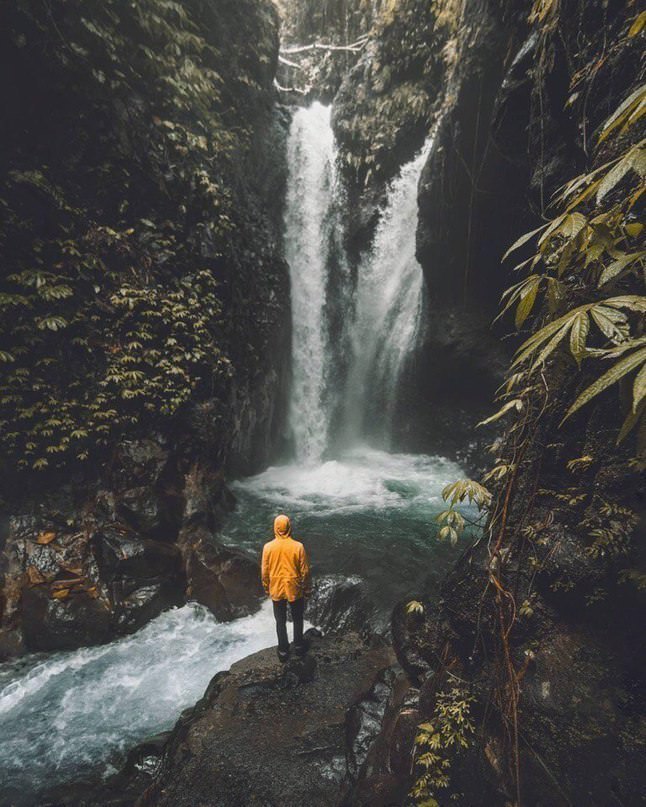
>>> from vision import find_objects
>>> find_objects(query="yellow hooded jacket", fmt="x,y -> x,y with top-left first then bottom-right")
261,514 -> 312,602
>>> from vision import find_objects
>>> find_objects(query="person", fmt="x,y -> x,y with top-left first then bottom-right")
261,514 -> 312,662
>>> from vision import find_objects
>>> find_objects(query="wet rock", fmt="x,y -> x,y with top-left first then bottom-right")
93,528 -> 182,583
109,439 -> 183,541
307,575 -> 374,633
92,526 -> 185,631
180,463 -> 236,531
391,598 -> 440,683
0,514 -> 102,655
21,584 -> 112,651
182,525 -> 263,621
140,632 -> 397,807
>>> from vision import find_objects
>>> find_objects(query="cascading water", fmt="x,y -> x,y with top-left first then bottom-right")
344,138 -> 433,446
284,102 -> 340,462
0,602 -> 282,804
284,103 -> 429,456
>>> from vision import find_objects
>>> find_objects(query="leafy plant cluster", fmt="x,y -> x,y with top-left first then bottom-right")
490,79 -> 645,452
422,9 -> 644,801
0,0 -> 278,480
435,478 -> 491,545
410,686 -> 475,805
333,0 -> 449,187
0,224 -> 229,471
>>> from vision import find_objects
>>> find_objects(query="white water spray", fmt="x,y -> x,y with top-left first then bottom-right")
0,602 -> 278,803
284,102 -> 339,462
345,138 -> 432,444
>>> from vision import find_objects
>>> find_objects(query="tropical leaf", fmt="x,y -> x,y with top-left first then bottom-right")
442,479 -> 492,508
590,305 -> 629,343
633,363 -> 646,412
598,86 -> 646,144
477,399 -> 523,427
512,307 -> 585,367
569,311 -> 590,367
529,322 -> 572,372
617,401 -> 645,444
628,11 -> 646,37
514,276 -> 541,327
563,346 -> 646,422
501,223 -> 548,262
598,251 -> 646,287
597,148 -> 636,202
602,295 -> 646,312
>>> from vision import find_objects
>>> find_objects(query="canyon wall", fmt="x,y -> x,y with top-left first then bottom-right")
0,0 -> 290,658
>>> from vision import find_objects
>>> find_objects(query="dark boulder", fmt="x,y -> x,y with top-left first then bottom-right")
109,439 -> 183,541
180,523 -> 263,621
21,584 -> 112,652
307,574 -> 375,633
92,528 -> 182,584
139,632 -> 397,807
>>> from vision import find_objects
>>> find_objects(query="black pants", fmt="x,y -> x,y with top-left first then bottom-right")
273,598 -> 304,652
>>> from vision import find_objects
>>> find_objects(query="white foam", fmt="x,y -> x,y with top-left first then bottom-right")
284,102 -> 343,462
233,446 -> 464,514
0,600 -> 278,799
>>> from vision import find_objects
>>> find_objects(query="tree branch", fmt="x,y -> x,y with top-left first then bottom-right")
280,36 -> 369,56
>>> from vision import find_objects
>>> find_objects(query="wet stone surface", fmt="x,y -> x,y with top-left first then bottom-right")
140,631 -> 398,807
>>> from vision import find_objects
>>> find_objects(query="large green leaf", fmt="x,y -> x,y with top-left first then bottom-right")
590,305 -> 629,343
598,251 -> 646,287
477,398 -> 523,427
563,345 -> 646,422
569,311 -> 590,367
617,401 -> 645,444
598,85 -> 646,144
501,223 -> 548,262
515,277 -> 540,328
597,150 -> 634,203
633,363 -> 646,412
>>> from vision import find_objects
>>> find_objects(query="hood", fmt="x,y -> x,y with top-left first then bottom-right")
274,514 -> 292,539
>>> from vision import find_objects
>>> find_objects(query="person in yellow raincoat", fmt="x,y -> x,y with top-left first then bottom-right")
261,514 -> 312,662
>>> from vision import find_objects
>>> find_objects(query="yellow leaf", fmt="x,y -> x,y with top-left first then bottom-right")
569,312 -> 590,367
36,531 -> 56,545
563,346 -> 646,423
628,11 -> 646,36
633,363 -> 646,412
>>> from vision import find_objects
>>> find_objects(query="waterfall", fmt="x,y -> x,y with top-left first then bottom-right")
343,138 -> 432,446
284,102 -> 339,463
284,101 -> 430,457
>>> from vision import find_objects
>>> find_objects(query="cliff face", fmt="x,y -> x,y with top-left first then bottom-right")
0,0 -> 290,658
287,1 -> 644,804
330,0 -> 516,455
334,1 -> 645,804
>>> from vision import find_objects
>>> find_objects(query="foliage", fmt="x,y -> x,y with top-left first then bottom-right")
333,0 -> 445,187
466,14 -> 644,801
410,686 -> 475,803
495,84 -> 646,451
0,0 -> 278,478
583,500 -> 639,559
435,479 -> 491,545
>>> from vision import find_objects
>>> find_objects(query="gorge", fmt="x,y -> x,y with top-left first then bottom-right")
0,0 -> 644,805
